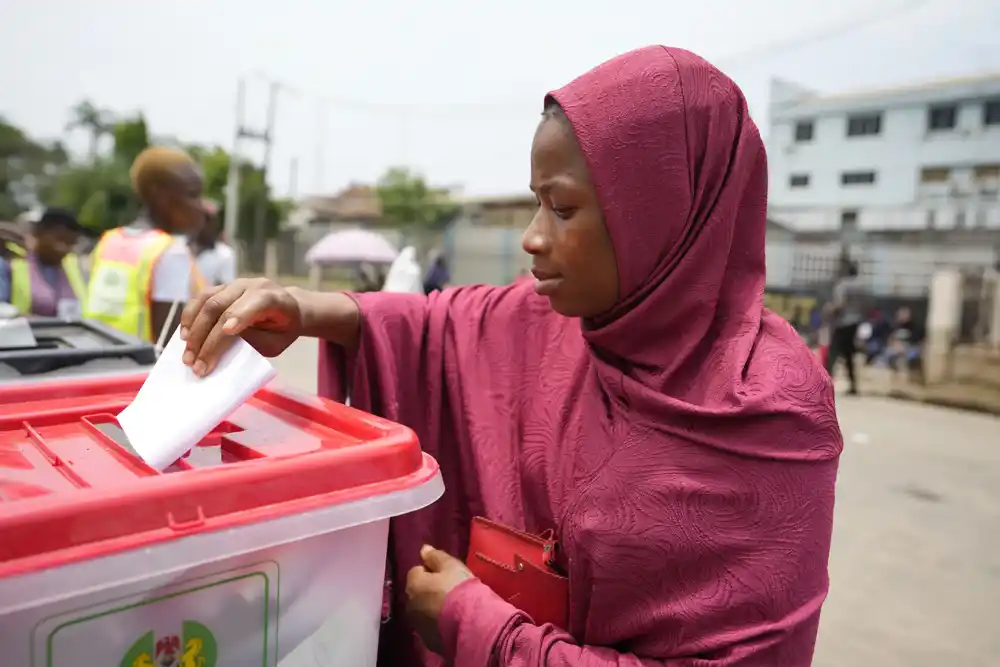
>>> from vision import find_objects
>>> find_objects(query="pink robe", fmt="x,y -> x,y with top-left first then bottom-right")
319,46 -> 841,667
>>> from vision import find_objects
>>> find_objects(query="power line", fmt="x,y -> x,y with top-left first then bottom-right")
248,0 -> 934,117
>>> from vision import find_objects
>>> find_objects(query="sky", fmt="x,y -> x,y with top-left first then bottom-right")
1,0 -> 998,199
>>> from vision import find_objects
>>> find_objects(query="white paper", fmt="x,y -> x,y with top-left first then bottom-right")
117,329 -> 277,471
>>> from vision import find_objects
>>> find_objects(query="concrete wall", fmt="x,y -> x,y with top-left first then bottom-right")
767,75 -> 1000,231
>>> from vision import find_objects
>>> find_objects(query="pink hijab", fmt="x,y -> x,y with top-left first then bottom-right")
320,46 -> 841,667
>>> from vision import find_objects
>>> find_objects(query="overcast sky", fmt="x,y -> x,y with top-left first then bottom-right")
1,0 -> 997,198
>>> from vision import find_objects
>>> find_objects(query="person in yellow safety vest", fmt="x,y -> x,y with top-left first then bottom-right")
0,208 -> 88,318
84,147 -> 207,343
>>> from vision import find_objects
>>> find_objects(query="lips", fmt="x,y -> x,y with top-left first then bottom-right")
530,267 -> 561,282
530,267 -> 564,296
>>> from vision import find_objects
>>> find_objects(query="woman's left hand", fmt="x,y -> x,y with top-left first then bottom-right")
406,545 -> 475,654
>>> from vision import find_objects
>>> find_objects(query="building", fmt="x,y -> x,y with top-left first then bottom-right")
287,183 -> 383,230
458,193 -> 536,229
767,73 -> 1000,233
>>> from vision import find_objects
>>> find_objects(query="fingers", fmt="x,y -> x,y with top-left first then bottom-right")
179,283 -> 225,340
419,544 -> 454,572
406,564 -> 429,598
181,282 -> 247,370
188,289 -> 280,376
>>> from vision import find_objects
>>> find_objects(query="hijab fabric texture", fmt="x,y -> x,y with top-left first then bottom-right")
319,45 -> 841,667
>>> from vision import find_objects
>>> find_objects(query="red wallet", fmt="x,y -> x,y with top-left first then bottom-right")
465,516 -> 569,629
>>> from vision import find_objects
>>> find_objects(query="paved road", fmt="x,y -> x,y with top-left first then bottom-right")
273,338 -> 1000,667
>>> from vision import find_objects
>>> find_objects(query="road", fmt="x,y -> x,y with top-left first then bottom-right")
272,338 -> 1000,667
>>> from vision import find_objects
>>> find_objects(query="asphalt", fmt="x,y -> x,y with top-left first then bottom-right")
272,338 -> 1000,667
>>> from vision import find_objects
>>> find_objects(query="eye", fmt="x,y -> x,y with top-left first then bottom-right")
552,207 -> 575,221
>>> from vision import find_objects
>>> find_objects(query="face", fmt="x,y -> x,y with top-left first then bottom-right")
33,227 -> 78,265
524,115 -> 619,318
148,163 -> 206,235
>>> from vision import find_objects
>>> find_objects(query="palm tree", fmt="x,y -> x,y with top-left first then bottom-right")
66,100 -> 114,160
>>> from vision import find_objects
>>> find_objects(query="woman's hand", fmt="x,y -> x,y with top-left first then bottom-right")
406,545 -> 475,654
179,278 -> 303,376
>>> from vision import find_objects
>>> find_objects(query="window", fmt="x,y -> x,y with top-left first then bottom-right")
793,120 -> 814,142
927,105 -> 957,131
920,167 -> 951,183
789,174 -> 810,188
985,100 -> 1000,126
846,113 -> 882,137
841,171 -> 877,186
974,164 -> 1000,180
840,210 -> 858,231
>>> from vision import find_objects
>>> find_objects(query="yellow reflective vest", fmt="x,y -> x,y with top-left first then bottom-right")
9,254 -> 87,316
83,228 -> 204,342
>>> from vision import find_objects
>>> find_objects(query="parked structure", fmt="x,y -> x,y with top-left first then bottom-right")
767,73 -> 1000,233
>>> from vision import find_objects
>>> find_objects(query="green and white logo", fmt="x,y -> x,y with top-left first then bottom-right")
119,620 -> 218,667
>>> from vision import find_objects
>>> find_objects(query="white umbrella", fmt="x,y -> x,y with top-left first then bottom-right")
305,228 -> 399,265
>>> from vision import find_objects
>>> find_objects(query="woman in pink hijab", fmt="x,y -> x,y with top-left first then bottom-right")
180,46 -> 842,666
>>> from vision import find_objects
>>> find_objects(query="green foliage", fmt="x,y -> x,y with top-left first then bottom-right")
191,145 -> 281,242
376,166 -> 458,229
0,102 -> 285,238
0,117 -> 68,220
111,115 -> 150,165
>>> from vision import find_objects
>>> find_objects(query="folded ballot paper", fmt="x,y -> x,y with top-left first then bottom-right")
117,328 -> 277,471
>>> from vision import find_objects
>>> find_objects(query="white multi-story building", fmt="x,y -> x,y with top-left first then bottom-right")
767,73 -> 1000,233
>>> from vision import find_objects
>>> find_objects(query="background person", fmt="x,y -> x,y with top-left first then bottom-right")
194,199 -> 236,287
0,207 -> 87,317
84,146 -> 205,343
825,260 -> 866,395
422,249 -> 450,294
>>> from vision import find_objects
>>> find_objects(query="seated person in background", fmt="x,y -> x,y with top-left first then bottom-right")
865,309 -> 892,365
883,306 -> 923,371
0,208 -> 87,318
84,147 -> 206,343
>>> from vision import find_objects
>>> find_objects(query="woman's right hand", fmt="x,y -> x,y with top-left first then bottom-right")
179,277 -> 303,376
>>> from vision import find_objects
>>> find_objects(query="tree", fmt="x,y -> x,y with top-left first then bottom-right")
66,100 -> 115,160
0,117 -> 68,219
112,115 -> 151,165
376,166 -> 458,229
190,145 -> 283,242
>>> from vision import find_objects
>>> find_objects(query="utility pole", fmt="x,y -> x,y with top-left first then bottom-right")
289,157 -> 299,199
252,82 -> 279,262
223,79 -> 245,257
227,79 -> 278,273
314,102 -> 327,193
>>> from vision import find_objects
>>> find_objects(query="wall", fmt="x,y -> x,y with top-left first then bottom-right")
764,236 -> 1000,298
770,202 -> 1000,232
446,220 -> 528,286
767,76 -> 1000,231
769,102 -> 1000,210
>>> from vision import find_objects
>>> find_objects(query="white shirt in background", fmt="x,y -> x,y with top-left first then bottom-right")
196,242 -> 237,287
117,228 -> 195,304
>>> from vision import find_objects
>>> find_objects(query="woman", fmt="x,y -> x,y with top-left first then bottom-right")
179,46 -> 841,666
0,208 -> 87,317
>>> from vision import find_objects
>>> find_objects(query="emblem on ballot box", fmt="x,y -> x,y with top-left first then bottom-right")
120,620 -> 217,667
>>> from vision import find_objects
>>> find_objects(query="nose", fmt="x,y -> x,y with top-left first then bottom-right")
522,208 -> 550,257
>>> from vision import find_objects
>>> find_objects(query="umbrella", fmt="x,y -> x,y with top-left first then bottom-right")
305,228 -> 399,266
